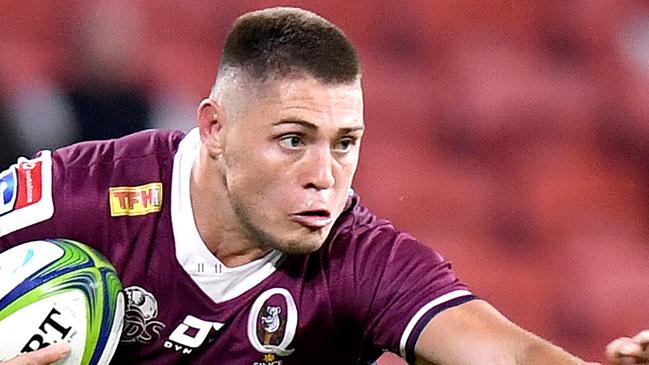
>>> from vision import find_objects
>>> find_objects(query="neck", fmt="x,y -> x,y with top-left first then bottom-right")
189,148 -> 271,267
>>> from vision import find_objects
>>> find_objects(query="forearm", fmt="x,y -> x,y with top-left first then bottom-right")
415,333 -> 592,365
413,300 -> 598,365
514,334 -> 594,365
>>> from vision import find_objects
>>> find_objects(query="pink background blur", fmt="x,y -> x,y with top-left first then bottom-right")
2,1 -> 649,363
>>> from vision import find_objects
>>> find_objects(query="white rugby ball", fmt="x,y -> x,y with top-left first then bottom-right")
0,239 -> 124,365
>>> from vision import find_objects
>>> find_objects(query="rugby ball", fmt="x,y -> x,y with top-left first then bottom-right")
0,239 -> 124,365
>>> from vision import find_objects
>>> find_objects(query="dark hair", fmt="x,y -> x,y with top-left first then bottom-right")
218,7 -> 360,84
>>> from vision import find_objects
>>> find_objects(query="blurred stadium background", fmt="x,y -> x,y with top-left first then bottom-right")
2,1 -> 649,363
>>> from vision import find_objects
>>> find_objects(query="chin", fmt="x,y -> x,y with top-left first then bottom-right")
276,237 -> 325,255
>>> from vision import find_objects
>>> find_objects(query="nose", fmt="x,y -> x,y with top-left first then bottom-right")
303,145 -> 335,191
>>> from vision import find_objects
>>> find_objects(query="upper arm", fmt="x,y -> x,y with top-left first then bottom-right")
413,299 -> 589,365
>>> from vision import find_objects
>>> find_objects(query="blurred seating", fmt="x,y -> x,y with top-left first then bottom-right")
2,1 -> 649,363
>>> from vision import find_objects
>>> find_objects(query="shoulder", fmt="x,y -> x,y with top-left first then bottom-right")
49,129 -> 186,201
326,191 -> 445,263
53,129 -> 186,169
329,190 -> 379,234
0,129 -> 186,238
51,129 -> 187,214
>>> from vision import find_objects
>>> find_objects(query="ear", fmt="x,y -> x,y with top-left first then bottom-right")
197,98 -> 224,159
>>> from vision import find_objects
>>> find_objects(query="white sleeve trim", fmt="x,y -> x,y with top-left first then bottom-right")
399,289 -> 473,358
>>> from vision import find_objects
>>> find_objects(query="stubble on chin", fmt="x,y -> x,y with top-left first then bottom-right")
276,237 -> 325,255
265,225 -> 330,255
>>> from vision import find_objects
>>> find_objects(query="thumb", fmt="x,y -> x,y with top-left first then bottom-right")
3,342 -> 70,365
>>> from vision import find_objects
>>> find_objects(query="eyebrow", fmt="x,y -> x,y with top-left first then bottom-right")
272,118 -> 365,133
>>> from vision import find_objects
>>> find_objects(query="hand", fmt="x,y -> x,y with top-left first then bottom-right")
1,343 -> 70,365
606,330 -> 649,364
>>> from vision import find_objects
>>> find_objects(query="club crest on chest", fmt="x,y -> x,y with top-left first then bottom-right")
248,288 -> 298,360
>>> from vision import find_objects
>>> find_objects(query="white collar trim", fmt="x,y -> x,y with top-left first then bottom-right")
170,128 -> 284,303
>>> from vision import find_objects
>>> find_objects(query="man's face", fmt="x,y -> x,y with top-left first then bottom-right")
217,75 -> 364,254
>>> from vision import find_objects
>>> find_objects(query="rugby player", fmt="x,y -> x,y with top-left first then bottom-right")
0,7 -> 598,365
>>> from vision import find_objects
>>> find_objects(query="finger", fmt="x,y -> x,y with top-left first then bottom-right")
4,342 -> 70,365
626,331 -> 649,362
608,355 -> 647,365
607,338 -> 644,359
633,330 -> 649,350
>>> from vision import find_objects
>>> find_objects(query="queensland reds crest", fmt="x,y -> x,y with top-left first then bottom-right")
247,288 -> 297,357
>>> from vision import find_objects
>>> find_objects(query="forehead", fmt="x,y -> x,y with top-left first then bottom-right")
268,76 -> 362,104
235,75 -> 364,128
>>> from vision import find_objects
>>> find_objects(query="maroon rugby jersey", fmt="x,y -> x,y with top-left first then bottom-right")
0,129 -> 475,364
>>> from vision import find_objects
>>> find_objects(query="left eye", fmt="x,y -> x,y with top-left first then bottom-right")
279,135 -> 304,148
335,138 -> 355,152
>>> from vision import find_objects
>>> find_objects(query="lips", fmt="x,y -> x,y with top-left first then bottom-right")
290,210 -> 332,229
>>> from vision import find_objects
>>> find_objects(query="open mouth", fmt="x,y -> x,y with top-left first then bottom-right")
290,210 -> 332,229
297,210 -> 331,217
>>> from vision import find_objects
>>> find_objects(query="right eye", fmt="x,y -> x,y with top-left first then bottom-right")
278,134 -> 304,149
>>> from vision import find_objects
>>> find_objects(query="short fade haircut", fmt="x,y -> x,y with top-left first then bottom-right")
212,7 -> 360,94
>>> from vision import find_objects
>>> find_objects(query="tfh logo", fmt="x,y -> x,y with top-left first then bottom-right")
109,183 -> 163,217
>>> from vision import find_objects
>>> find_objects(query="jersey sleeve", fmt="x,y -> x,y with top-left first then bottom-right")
0,129 -> 182,270
329,220 -> 477,363
0,147 -> 109,249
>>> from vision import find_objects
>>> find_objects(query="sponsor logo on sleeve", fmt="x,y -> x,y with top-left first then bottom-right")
0,152 -> 54,237
248,288 -> 298,364
109,183 -> 163,217
0,159 -> 44,216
